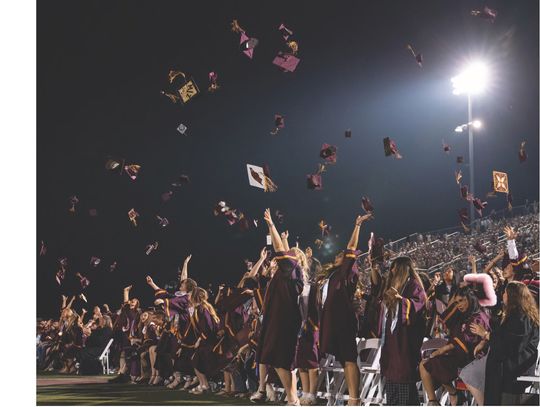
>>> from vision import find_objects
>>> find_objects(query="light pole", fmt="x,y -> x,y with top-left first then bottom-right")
451,62 -> 489,223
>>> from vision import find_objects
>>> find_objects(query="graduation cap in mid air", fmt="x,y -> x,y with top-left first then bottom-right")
273,53 -> 300,72
361,196 -> 374,213
208,72 -> 219,92
320,143 -> 337,164
456,156 -> 464,164
345,129 -> 352,138
492,171 -> 509,194
128,208 -> 139,226
406,44 -> 423,67
383,137 -> 402,159
161,70 -> 200,104
270,114 -> 285,135
232,20 -> 259,59
247,164 -> 278,192
68,195 -> 79,213
307,163 -> 326,190
519,141 -> 527,163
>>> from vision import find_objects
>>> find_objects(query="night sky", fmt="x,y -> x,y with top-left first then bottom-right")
37,0 -> 539,317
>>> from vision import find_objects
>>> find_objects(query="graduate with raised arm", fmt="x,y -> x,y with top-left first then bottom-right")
256,209 -> 308,406
319,213 -> 371,406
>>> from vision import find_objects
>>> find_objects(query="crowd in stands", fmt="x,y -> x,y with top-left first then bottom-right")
37,209 -> 540,406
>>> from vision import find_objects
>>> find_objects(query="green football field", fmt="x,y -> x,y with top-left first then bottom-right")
37,373 -> 263,405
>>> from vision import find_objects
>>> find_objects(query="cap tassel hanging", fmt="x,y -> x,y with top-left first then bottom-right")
263,164 -> 277,192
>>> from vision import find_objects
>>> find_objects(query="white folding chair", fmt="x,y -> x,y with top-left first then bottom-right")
357,338 -> 385,405
99,338 -> 114,375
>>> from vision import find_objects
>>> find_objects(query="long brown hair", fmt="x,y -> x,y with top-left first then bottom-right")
503,281 -> 539,326
383,256 -> 425,317
192,287 -> 220,324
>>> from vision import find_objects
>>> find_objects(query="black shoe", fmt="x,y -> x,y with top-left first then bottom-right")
108,374 -> 130,384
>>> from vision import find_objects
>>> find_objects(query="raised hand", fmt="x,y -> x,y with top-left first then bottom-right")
124,285 -> 132,292
146,276 -> 153,285
468,255 -> 476,265
264,208 -> 273,224
184,254 -> 192,264
281,230 -> 289,239
504,226 -> 517,240
356,213 -> 372,225
470,322 -> 487,338
259,247 -> 268,260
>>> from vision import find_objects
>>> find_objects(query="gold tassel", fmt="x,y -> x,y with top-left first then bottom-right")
263,176 -> 278,192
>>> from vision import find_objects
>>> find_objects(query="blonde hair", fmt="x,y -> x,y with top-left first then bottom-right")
383,256 -> 425,318
291,247 -> 309,284
192,287 -> 220,324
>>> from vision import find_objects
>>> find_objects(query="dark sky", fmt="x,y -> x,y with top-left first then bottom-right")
37,0 -> 539,317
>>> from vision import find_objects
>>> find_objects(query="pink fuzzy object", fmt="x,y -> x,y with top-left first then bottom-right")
464,273 -> 497,307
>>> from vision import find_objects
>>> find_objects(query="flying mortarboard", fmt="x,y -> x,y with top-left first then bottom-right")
383,137 -> 402,159
55,269 -> 65,285
208,72 -> 219,93
105,158 -> 124,171
177,123 -> 188,135
76,272 -> 90,289
68,196 -> 79,213
314,239 -> 323,249
406,44 -> 423,67
518,141 -> 527,163
345,129 -> 352,138
442,141 -> 451,153
273,53 -> 300,73
124,164 -> 141,181
320,143 -> 337,164
361,196 -> 374,213
109,261 -> 117,272
270,114 -> 285,135
146,242 -> 159,255
455,170 -> 462,185
492,171 -> 509,194
128,208 -> 139,226
157,215 -> 169,227
59,257 -> 68,267
246,164 -> 277,192
79,293 -> 88,303
90,256 -> 101,267
89,208 -> 98,217
306,173 -> 323,190
456,156 -> 464,164
40,240 -> 46,256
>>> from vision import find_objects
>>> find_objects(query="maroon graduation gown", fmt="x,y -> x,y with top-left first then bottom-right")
257,250 -> 304,370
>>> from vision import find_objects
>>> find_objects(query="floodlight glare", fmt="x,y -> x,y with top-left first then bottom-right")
451,62 -> 489,95
472,120 -> 482,129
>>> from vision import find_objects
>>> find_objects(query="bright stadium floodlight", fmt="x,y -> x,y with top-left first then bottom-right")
451,62 -> 489,95
472,120 -> 482,129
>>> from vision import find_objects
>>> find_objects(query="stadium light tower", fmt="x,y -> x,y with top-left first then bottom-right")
451,61 -> 489,223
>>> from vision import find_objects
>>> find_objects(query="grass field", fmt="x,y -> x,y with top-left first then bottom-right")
37,373 -> 262,405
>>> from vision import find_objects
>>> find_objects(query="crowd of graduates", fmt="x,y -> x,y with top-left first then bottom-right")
37,210 -> 539,406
